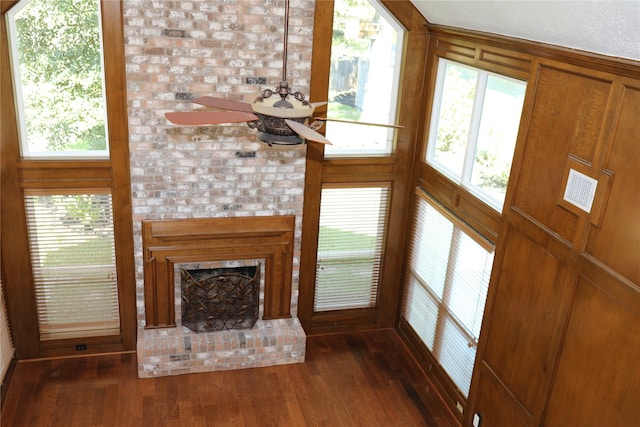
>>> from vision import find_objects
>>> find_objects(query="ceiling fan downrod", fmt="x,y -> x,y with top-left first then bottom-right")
261,0 -> 310,110
281,0 -> 290,90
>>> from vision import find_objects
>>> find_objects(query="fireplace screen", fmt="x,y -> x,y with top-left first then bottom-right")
180,265 -> 260,332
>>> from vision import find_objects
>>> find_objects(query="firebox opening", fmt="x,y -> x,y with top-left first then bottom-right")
180,265 -> 260,333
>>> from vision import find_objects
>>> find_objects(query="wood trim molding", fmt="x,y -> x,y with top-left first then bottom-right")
142,216 -> 295,328
426,24 -> 640,78
1,2 -> 19,15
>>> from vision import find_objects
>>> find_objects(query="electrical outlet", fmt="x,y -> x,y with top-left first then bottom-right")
75,343 -> 87,351
473,413 -> 481,427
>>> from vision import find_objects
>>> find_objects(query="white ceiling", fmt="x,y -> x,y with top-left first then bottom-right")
410,1 -> 640,61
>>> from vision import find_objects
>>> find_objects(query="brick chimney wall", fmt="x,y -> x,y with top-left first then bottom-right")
123,0 -> 315,376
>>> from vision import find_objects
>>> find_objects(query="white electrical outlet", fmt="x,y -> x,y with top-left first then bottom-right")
473,413 -> 481,427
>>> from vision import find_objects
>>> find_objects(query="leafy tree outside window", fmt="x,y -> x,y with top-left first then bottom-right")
427,59 -> 526,211
324,0 -> 403,156
8,0 -> 108,157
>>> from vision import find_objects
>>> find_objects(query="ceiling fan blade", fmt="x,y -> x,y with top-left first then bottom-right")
191,96 -> 254,113
284,119 -> 332,145
165,111 -> 258,125
315,117 -> 404,129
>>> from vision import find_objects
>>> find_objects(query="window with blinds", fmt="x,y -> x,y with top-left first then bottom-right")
1,278 -> 15,383
314,186 -> 390,312
402,189 -> 494,396
24,192 -> 120,341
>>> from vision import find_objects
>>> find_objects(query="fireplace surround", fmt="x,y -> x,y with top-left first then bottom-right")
137,216 -> 306,377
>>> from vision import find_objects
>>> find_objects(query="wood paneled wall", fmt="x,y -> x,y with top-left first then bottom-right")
415,28 -> 640,427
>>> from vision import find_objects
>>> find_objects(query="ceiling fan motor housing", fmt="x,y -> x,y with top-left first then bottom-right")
250,114 -> 310,146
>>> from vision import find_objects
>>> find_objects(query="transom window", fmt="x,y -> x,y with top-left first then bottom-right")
426,59 -> 526,211
324,0 -> 404,157
7,0 -> 109,158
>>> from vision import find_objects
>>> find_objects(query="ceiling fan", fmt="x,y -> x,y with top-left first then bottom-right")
164,0 -> 400,147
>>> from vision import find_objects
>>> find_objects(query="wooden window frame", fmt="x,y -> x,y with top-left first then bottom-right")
401,188 -> 495,410
425,58 -> 527,212
1,0 -> 136,358
298,0 -> 429,335
313,183 -> 391,313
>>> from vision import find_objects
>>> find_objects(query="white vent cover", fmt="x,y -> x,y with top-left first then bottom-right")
563,169 -> 598,213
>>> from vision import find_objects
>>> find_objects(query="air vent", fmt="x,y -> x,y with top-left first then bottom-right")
563,169 -> 598,213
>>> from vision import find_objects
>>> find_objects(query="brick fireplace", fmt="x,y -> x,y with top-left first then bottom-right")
137,216 -> 305,377
123,0 -> 314,378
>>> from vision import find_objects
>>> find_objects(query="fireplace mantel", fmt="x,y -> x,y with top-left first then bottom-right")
142,216 -> 295,328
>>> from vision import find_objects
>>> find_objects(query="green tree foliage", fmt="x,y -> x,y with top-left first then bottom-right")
435,65 -> 477,160
38,194 -> 111,234
331,0 -> 377,60
436,65 -> 518,193
13,0 -> 106,152
474,148 -> 509,190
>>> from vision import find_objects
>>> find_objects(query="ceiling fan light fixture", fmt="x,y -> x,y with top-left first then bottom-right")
247,78 -> 319,146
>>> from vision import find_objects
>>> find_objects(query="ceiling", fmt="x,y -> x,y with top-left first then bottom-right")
410,0 -> 640,61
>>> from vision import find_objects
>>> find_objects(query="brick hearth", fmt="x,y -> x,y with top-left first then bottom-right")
137,318 -> 305,377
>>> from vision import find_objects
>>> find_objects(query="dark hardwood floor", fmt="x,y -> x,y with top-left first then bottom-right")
1,329 -> 459,427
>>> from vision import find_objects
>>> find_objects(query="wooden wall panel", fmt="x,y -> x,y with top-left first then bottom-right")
480,227 -> 573,414
512,63 -> 614,245
586,79 -> 640,284
432,35 -> 532,80
472,365 -> 530,427
407,26 -> 639,427
467,45 -> 639,426
543,272 -> 640,425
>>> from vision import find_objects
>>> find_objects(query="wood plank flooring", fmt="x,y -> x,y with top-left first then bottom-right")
1,329 -> 460,427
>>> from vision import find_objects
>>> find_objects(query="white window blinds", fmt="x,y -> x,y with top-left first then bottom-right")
1,278 -> 15,383
402,189 -> 494,396
314,186 -> 390,312
24,193 -> 120,341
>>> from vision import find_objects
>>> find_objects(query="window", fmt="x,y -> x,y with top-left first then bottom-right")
301,0 -> 423,333
24,193 -> 120,341
9,0 -> 119,340
2,0 -> 134,358
324,0 -> 404,156
314,186 -> 389,311
402,189 -> 494,397
7,0 -> 109,158
426,59 -> 526,211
